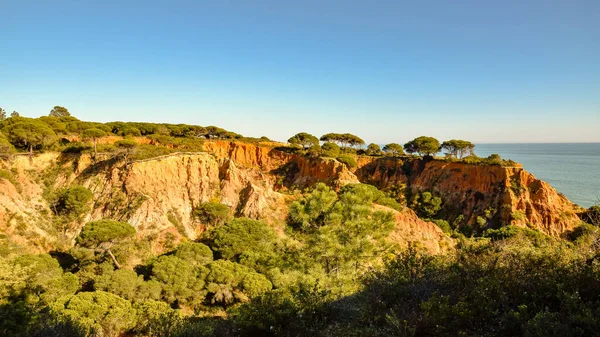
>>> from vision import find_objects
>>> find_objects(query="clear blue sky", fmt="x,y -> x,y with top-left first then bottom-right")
1,0 -> 599,143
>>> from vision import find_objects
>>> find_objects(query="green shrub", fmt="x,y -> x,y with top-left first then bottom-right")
321,142 -> 341,157
486,153 -> 502,165
50,291 -> 137,337
511,210 -> 526,221
194,202 -> 232,228
336,155 -> 357,168
288,183 -> 338,231
567,223 -> 599,242
431,219 -> 452,234
510,175 -> 526,196
483,225 -> 552,246
48,185 -> 93,220
175,242 -> 214,267
0,137 -> 16,158
0,169 -> 18,188
148,134 -> 204,152
461,155 -> 482,165
207,218 -> 277,263
410,191 -> 442,218
459,154 -> 518,167
61,141 -> 91,153
129,144 -> 174,161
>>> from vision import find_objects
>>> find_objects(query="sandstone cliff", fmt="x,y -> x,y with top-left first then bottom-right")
0,140 -> 579,255
356,157 -> 581,236
0,151 -> 289,252
202,141 -> 580,236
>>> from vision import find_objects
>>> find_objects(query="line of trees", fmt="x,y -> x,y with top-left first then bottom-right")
2,105 -> 480,162
0,106 -> 246,156
287,132 -> 476,159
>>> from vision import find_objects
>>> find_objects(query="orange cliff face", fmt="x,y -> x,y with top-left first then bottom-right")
202,141 -> 581,236
0,142 -> 449,254
202,142 -> 582,236
355,157 -> 581,236
203,140 -> 359,187
0,140 -> 580,254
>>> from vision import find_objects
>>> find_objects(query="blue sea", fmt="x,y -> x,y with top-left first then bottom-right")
475,143 -> 600,208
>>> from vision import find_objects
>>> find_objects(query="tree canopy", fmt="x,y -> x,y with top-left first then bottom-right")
321,142 -> 341,157
115,139 -> 138,162
150,255 -> 205,306
5,120 -> 57,152
382,143 -> 404,156
404,136 -> 440,157
204,260 -> 272,306
320,133 -> 365,149
83,128 -> 107,156
49,106 -> 71,118
366,143 -> 382,156
76,220 -> 136,269
94,269 -> 161,303
77,220 -> 136,248
208,218 -> 277,263
193,202 -> 232,228
288,132 -> 319,149
175,242 -> 214,267
48,185 -> 93,224
441,139 -> 475,159
289,183 -> 395,276
50,291 -> 137,337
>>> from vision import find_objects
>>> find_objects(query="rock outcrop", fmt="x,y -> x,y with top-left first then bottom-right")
0,140 -> 581,254
356,157 -> 581,236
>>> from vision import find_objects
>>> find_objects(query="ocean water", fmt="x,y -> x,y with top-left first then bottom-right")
474,143 -> 600,208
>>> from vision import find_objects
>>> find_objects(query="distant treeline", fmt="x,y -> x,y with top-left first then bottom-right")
0,105 -> 515,166
0,106 -> 271,160
286,132 -> 517,166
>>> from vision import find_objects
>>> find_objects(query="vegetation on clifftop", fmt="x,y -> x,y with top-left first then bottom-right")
0,106 -> 519,168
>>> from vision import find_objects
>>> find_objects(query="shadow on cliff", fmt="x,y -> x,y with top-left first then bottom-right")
76,155 -> 123,181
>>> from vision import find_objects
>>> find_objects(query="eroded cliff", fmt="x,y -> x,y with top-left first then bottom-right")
356,157 -> 581,236
0,140 -> 580,255
204,141 -> 580,236
0,151 -> 289,252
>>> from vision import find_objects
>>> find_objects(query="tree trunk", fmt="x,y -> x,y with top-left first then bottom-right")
106,249 -> 121,269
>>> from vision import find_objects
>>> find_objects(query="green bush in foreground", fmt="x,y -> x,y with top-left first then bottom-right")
50,291 -> 137,337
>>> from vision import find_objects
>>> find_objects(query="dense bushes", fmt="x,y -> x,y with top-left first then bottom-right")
320,142 -> 340,157
288,183 -> 395,278
51,291 -> 138,337
4,181 -> 597,337
0,113 -> 230,158
221,238 -> 600,337
336,154 -> 357,168
349,241 -> 600,337
208,218 -> 277,264
409,191 -> 442,217
194,202 -> 232,227
460,153 -> 518,166
47,185 -> 93,219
